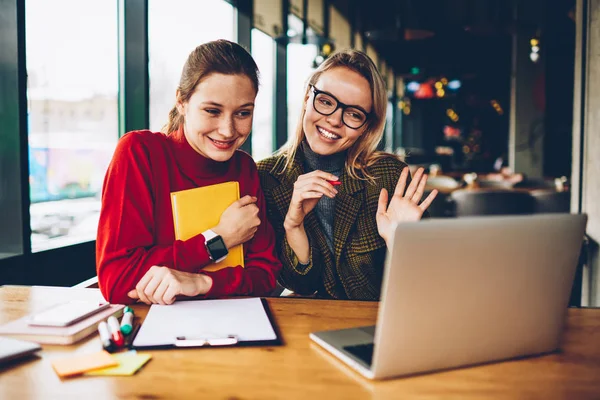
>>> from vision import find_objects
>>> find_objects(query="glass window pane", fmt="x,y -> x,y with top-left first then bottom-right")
385,100 -> 394,152
148,0 -> 235,132
330,5 -> 351,51
26,0 -> 119,252
287,27 -> 318,142
251,29 -> 275,161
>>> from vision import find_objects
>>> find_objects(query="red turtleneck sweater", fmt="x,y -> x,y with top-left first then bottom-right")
96,128 -> 281,304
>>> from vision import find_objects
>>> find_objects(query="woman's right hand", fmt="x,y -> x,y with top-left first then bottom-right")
213,195 -> 260,248
284,170 -> 339,231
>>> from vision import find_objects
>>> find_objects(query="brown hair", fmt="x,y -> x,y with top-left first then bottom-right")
162,39 -> 259,134
278,49 -> 394,183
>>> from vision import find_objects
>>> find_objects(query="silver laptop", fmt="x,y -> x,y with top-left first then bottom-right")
0,337 -> 41,364
310,213 -> 587,380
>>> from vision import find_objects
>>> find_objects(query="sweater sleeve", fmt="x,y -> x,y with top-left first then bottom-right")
201,160 -> 282,298
96,133 -> 213,304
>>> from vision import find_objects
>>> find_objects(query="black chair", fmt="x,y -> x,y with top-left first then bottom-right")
531,190 -> 571,213
512,178 -> 557,190
424,190 -> 454,218
426,175 -> 461,190
450,189 -> 535,217
477,180 -> 515,189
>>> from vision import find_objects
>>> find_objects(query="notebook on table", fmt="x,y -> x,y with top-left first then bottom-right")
171,181 -> 244,272
0,304 -> 125,345
0,337 -> 41,364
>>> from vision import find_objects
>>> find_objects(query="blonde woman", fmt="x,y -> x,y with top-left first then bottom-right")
257,50 -> 437,300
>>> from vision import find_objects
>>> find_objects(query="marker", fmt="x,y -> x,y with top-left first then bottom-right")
107,316 -> 125,347
98,321 -> 115,353
327,180 -> 342,186
120,307 -> 134,335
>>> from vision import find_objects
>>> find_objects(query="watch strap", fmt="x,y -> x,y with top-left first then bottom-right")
202,229 -> 218,242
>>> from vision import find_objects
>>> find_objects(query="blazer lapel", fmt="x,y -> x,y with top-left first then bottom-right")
270,157 -> 299,221
333,171 -> 364,266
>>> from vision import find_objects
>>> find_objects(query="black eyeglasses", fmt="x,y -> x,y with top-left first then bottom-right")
309,85 -> 370,129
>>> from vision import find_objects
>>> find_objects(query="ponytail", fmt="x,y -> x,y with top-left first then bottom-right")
161,105 -> 183,134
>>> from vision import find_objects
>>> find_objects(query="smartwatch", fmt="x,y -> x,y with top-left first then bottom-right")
203,229 -> 228,263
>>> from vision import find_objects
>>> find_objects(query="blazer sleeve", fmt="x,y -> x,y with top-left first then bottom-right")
96,133 -> 213,304
201,162 -> 282,298
276,233 -> 326,295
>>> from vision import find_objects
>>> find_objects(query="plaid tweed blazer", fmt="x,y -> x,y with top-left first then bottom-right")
257,149 -> 410,301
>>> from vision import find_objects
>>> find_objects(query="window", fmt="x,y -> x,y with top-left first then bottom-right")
287,43 -> 317,140
148,0 -> 235,132
286,16 -> 318,141
251,29 -> 276,161
26,0 -> 119,252
385,99 -> 394,152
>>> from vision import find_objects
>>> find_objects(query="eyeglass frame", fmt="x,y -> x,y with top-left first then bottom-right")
309,84 -> 371,130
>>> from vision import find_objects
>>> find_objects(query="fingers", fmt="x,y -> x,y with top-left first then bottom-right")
163,285 -> 179,305
300,191 -> 324,200
127,289 -> 139,299
296,171 -> 339,198
403,167 -> 424,200
393,167 -> 410,197
152,278 -> 171,305
297,181 -> 337,198
134,267 -> 155,304
419,189 -> 438,211
377,188 -> 388,216
411,173 -> 428,203
140,274 -> 162,305
236,195 -> 257,207
298,170 -> 338,183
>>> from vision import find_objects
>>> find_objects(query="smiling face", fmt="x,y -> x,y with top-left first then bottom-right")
302,67 -> 373,156
178,73 -> 256,162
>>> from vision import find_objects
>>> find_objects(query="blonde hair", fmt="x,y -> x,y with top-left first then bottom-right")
162,39 -> 259,134
278,49 -> 393,182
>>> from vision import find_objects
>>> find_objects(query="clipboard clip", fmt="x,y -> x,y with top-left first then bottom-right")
174,335 -> 238,347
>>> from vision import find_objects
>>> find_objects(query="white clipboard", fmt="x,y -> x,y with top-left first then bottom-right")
132,298 -> 280,349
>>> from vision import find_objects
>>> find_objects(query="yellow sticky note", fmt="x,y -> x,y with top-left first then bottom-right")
52,350 -> 118,378
85,352 -> 151,376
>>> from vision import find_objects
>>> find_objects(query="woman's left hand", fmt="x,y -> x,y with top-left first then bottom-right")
127,266 -> 213,305
376,167 -> 438,246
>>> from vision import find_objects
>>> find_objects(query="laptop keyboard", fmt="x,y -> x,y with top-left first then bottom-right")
343,343 -> 374,366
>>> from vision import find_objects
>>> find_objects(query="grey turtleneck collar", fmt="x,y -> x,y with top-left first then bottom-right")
301,140 -> 347,173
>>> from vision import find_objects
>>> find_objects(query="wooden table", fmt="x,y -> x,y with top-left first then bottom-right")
1,286 -> 600,399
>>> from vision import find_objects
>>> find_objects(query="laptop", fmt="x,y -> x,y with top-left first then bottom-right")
0,337 -> 41,364
310,213 -> 587,380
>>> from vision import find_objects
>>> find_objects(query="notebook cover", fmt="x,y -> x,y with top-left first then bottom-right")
0,304 -> 125,345
171,181 -> 244,271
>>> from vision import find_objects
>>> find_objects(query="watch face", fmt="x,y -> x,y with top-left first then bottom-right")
207,236 -> 228,261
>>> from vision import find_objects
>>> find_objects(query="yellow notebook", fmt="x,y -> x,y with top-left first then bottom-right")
171,181 -> 244,271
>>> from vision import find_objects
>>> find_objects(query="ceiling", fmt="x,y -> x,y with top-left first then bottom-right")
331,0 -> 574,77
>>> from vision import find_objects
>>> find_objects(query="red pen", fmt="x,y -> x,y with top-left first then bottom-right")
327,180 -> 342,186
107,316 -> 125,347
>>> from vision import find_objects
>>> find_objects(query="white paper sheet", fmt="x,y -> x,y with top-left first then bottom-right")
132,298 -> 277,347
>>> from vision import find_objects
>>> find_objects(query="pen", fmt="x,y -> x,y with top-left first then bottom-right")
327,180 -> 342,186
107,316 -> 125,347
120,306 -> 134,335
125,321 -> 140,349
98,321 -> 116,353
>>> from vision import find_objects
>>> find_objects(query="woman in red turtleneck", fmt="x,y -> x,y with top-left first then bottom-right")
96,40 -> 281,305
